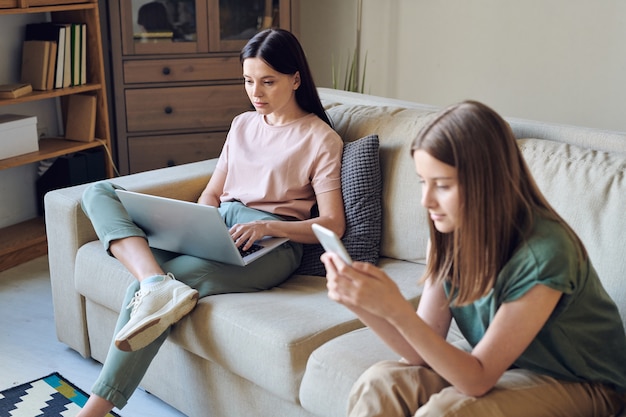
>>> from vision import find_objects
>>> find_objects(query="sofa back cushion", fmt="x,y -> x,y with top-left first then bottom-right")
519,138 -> 626,328
326,104 -> 434,263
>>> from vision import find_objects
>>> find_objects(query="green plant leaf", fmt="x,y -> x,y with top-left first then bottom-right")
331,48 -> 367,93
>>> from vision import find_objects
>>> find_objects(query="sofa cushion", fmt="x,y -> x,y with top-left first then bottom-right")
300,258 -> 428,417
74,246 -> 426,404
518,138 -> 626,328
300,327 -> 397,417
170,259 -> 424,403
324,104 -> 435,263
296,134 -> 382,276
299,267 -> 470,417
299,291 -> 469,417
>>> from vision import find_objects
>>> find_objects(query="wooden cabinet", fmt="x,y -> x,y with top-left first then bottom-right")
0,0 -> 112,271
108,0 -> 299,174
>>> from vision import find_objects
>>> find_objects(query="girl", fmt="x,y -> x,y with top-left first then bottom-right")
77,28 -> 345,417
322,100 -> 626,416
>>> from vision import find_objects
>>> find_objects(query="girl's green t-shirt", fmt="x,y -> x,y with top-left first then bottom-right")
446,215 -> 626,393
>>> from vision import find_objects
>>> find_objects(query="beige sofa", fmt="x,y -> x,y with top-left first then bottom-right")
45,88 -> 626,417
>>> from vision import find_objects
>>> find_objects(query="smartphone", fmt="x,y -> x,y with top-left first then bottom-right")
312,223 -> 353,265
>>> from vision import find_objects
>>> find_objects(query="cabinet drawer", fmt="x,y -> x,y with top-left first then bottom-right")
125,85 -> 249,132
128,132 -> 226,174
123,57 -> 242,84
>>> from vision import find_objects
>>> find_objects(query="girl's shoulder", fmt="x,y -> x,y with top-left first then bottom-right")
525,215 -> 574,251
499,215 -> 584,297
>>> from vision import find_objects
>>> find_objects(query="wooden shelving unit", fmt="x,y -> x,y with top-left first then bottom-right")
0,0 -> 112,272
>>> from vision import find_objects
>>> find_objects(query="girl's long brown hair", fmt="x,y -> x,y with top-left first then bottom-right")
411,101 -> 586,306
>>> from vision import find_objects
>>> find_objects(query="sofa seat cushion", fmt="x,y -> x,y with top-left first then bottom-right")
300,319 -> 470,417
298,258 -> 427,417
74,244 -> 425,403
300,327 -> 398,417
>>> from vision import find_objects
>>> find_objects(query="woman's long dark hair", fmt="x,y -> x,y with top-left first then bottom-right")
240,28 -> 332,127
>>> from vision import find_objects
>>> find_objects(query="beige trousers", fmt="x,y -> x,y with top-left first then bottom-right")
348,360 -> 625,417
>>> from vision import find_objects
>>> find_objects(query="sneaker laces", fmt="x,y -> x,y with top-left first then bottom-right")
125,273 -> 175,317
126,289 -> 146,317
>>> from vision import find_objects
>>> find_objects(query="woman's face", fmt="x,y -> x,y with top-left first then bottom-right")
242,57 -> 300,125
413,150 -> 460,233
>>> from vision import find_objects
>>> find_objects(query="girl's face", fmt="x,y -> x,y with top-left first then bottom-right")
242,57 -> 300,125
413,150 -> 460,233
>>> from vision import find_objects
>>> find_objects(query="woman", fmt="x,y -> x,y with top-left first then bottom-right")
321,101 -> 626,416
77,28 -> 345,417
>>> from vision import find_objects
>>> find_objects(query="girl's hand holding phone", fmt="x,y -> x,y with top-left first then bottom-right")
314,224 -> 403,316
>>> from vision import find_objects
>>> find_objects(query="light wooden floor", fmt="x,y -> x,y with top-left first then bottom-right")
0,256 -> 186,417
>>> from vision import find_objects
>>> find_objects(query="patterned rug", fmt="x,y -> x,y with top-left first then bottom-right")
0,373 -> 121,417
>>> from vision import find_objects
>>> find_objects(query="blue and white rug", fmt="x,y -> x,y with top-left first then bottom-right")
0,373 -> 121,417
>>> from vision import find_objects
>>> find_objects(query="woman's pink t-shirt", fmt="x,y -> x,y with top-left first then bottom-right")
215,112 -> 343,220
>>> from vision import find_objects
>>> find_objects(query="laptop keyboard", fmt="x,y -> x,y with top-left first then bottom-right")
238,243 -> 264,258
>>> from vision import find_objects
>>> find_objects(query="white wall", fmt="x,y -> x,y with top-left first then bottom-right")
0,13 -> 60,228
299,0 -> 360,91
301,0 -> 626,132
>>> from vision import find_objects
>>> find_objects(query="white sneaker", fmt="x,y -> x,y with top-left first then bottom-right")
115,273 -> 198,352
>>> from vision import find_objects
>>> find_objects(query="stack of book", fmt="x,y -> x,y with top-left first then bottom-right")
20,22 -> 87,91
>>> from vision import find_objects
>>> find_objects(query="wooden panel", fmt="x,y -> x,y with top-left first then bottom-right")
0,2 -> 95,13
0,1 -> 18,8
27,0 -> 88,6
128,131 -> 226,173
0,217 -> 47,273
125,85 -> 249,132
123,57 -> 241,84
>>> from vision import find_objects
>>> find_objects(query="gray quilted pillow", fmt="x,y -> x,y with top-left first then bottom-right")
295,134 -> 382,276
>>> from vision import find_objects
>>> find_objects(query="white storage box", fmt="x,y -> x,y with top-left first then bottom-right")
0,114 -> 39,160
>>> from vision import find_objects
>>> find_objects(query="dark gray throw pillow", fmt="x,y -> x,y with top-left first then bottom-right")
295,134 -> 382,276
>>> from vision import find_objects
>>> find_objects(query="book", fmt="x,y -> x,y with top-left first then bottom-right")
65,93 -> 97,142
24,22 -> 67,89
45,40 -> 58,90
0,83 -> 33,99
53,26 -> 65,88
57,23 -> 72,88
20,40 -> 52,90
71,23 -> 82,86
80,23 -> 87,85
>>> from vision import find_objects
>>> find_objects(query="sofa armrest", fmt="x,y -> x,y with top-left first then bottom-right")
44,159 -> 217,357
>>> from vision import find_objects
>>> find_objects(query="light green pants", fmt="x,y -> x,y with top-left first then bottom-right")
348,360 -> 625,417
81,181 -> 303,409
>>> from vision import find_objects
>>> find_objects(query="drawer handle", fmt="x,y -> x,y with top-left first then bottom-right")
162,66 -> 171,75
167,159 -> 175,167
164,106 -> 173,114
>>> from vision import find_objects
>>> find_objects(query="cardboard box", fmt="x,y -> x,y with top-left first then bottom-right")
0,114 -> 39,159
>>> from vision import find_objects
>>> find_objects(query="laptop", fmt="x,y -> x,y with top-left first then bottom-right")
115,189 -> 289,266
